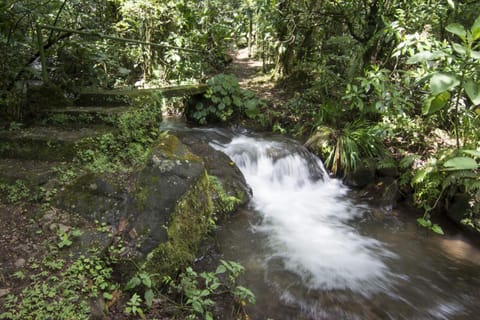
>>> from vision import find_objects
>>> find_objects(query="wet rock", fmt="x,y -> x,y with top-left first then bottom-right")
359,177 -> 402,211
343,161 -> 376,188
176,132 -> 252,206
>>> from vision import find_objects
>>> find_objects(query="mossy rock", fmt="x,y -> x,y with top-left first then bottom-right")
56,173 -> 132,224
143,171 -> 214,276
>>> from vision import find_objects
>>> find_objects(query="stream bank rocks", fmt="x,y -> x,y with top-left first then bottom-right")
55,133 -> 250,277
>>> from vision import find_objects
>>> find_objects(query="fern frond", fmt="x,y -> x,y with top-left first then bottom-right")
465,179 -> 480,194
400,155 -> 419,169
442,171 -> 478,190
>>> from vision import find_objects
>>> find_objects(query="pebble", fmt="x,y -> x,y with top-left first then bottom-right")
0,288 -> 10,298
14,258 -> 26,268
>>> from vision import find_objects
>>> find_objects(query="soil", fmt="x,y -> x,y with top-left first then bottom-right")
0,204 -> 45,299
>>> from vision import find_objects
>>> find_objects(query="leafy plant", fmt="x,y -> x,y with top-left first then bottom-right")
407,15 -> 480,149
0,180 -> 32,203
208,175 -> 242,216
125,270 -> 157,309
75,97 -> 165,172
411,148 -> 480,234
125,293 -> 145,318
163,260 -> 255,320
306,121 -> 386,176
191,74 -> 264,124
1,252 -> 118,320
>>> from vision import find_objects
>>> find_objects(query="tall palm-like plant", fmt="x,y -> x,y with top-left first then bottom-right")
306,120 -> 385,176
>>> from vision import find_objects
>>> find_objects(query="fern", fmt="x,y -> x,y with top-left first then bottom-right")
464,179 -> 480,194
442,170 -> 478,190
400,154 -> 419,169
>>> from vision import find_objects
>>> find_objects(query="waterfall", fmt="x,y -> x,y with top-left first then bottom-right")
213,135 -> 395,294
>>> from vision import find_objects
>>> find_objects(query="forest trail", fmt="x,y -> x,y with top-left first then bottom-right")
225,47 -> 288,107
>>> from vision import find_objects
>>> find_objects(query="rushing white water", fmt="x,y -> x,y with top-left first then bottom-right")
214,135 -> 396,294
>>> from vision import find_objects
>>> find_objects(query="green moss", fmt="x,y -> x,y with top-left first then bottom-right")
144,172 -> 214,276
154,135 -> 201,162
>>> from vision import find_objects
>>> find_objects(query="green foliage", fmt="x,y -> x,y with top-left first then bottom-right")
208,175 -> 242,216
125,270 -> 157,310
191,74 -> 264,124
411,148 -> 480,233
125,293 -> 145,318
1,249 -> 118,320
76,96 -> 164,172
405,14 -> 480,148
307,121 -> 385,176
0,180 -> 32,203
163,260 -> 255,320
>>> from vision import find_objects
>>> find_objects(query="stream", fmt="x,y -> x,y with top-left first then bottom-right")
163,121 -> 480,319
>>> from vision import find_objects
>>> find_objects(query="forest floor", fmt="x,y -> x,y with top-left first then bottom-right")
225,47 -> 291,108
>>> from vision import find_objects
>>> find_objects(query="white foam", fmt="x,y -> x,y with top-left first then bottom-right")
216,135 -> 394,294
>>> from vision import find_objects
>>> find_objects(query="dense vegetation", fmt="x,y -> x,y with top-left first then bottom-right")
2,0 -> 480,318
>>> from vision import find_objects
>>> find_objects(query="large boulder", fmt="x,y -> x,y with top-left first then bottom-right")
176,132 -> 252,208
57,135 -> 244,274
56,133 -> 250,278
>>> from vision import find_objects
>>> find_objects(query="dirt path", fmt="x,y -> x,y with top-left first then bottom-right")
225,47 -> 288,107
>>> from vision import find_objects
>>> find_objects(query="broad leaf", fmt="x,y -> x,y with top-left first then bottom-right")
443,157 -> 478,171
407,51 -> 434,64
417,217 -> 432,228
464,80 -> 480,105
462,149 -> 480,158
446,23 -> 467,40
423,91 -> 451,115
472,15 -> 480,40
125,276 -> 141,290
472,51 -> 480,60
430,73 -> 460,95
412,167 -> 432,185
452,43 -> 467,56
144,289 -> 154,307
447,0 -> 455,9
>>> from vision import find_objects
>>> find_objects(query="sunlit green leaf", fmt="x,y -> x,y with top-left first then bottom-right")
452,43 -> 467,56
446,23 -> 467,40
423,91 -> 451,115
447,0 -> 455,9
443,157 -> 478,171
407,51 -> 434,64
103,292 -> 113,300
412,167 -> 432,185
417,217 -> 432,228
215,265 -> 226,274
472,15 -> 480,40
472,51 -> 480,60
431,224 -> 444,235
125,276 -> 141,290
464,80 -> 480,105
430,73 -> 460,95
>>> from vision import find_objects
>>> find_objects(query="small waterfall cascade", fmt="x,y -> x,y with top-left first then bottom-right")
213,135 -> 395,294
